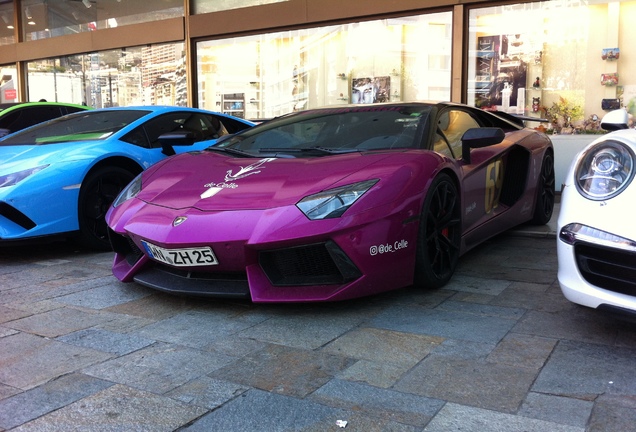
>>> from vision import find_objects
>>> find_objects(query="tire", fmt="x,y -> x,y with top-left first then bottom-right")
414,173 -> 462,289
530,152 -> 555,225
77,166 -> 136,250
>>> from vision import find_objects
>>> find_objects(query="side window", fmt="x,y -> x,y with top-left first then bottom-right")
213,115 -> 251,134
0,106 -> 63,133
63,106 -> 88,115
0,111 -> 21,131
436,109 -> 480,159
122,112 -> 225,149
121,126 -> 149,148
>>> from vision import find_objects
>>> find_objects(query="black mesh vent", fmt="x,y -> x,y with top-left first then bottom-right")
575,243 -> 636,296
259,241 -> 361,286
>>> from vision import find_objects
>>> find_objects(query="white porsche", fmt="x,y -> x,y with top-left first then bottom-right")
558,109 -> 636,318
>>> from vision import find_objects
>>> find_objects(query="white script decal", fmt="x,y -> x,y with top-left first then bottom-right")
201,158 -> 276,199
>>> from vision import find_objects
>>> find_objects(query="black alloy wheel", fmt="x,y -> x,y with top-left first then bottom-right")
530,152 -> 555,225
77,166 -> 136,250
414,173 -> 462,289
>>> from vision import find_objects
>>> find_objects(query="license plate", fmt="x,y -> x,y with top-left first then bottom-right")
141,241 -> 219,267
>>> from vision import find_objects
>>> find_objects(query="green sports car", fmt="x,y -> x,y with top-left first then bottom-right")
0,101 -> 89,138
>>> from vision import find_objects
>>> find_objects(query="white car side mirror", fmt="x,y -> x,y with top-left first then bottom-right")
601,109 -> 629,131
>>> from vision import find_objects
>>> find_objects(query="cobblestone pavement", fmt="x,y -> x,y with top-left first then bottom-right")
1,218 -> 635,431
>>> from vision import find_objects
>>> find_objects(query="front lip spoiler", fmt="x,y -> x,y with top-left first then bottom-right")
133,266 -> 251,299
559,223 -> 636,253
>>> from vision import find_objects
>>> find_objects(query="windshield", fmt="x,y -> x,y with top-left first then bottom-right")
0,109 -> 150,146
216,105 -> 431,156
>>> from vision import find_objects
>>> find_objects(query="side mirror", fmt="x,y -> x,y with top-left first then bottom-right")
461,127 -> 505,164
600,109 -> 629,131
158,130 -> 195,156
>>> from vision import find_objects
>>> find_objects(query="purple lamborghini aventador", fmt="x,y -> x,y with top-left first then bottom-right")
106,102 -> 554,302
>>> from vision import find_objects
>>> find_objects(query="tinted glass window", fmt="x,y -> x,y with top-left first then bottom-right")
220,105 -> 431,155
0,110 -> 149,145
0,106 -> 65,133
436,109 -> 481,159
122,112 -> 228,149
22,0 -> 182,41
63,106 -> 89,115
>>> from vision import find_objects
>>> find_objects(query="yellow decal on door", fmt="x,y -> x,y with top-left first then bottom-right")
485,159 -> 504,214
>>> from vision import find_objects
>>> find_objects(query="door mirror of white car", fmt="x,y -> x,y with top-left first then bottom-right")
601,109 -> 629,131
461,127 -> 505,164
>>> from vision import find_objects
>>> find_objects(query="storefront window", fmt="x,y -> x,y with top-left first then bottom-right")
0,65 -> 18,103
0,2 -> 15,45
193,0 -> 288,14
21,0 -> 183,41
468,0 -> 634,133
196,12 -> 452,119
26,42 -> 186,107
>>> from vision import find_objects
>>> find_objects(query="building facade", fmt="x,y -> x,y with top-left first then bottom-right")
0,0 -> 630,131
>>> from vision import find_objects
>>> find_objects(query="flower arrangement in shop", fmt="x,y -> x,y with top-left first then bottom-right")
541,97 -> 583,134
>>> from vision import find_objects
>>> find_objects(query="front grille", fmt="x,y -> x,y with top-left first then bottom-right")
0,202 -> 36,230
575,243 -> 636,296
259,241 -> 361,286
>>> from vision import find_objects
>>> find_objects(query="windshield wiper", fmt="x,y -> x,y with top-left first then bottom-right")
258,146 -> 361,155
205,146 -> 256,157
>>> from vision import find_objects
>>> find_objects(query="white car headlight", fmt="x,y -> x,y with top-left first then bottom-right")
0,165 -> 49,188
112,173 -> 142,208
296,179 -> 378,220
575,140 -> 634,200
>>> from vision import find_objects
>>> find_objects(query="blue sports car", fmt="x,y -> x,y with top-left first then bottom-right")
0,106 -> 254,249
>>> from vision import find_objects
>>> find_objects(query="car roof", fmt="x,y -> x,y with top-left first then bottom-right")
0,101 -> 90,113
274,101 -> 524,131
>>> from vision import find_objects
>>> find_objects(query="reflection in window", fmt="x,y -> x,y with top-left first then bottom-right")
467,0 -> 595,124
196,13 -> 452,120
0,3 -> 15,45
0,65 -> 18,103
26,42 -> 186,108
20,0 -> 183,41
192,0 -> 288,14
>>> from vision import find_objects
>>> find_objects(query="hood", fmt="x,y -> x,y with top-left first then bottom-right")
138,151 -> 392,211
0,141 -> 96,174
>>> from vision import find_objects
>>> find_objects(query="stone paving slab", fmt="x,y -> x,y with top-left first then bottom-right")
11,384 -> 206,432
371,304 -> 518,344
1,233 -> 636,431
0,374 -> 113,430
311,379 -> 445,427
82,342 -> 235,394
0,332 -> 113,390
209,343 -> 355,398
181,389 -> 349,432
423,403 -> 584,432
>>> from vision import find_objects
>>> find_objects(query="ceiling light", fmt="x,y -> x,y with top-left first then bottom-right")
82,0 -> 92,8
25,6 -> 32,19
2,14 -> 13,29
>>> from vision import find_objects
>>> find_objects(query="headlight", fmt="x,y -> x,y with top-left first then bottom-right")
575,140 -> 634,200
296,179 -> 378,220
0,165 -> 49,188
112,173 -> 142,208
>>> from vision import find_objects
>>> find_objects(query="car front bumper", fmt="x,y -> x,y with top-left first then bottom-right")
107,199 -> 420,302
556,182 -> 636,315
